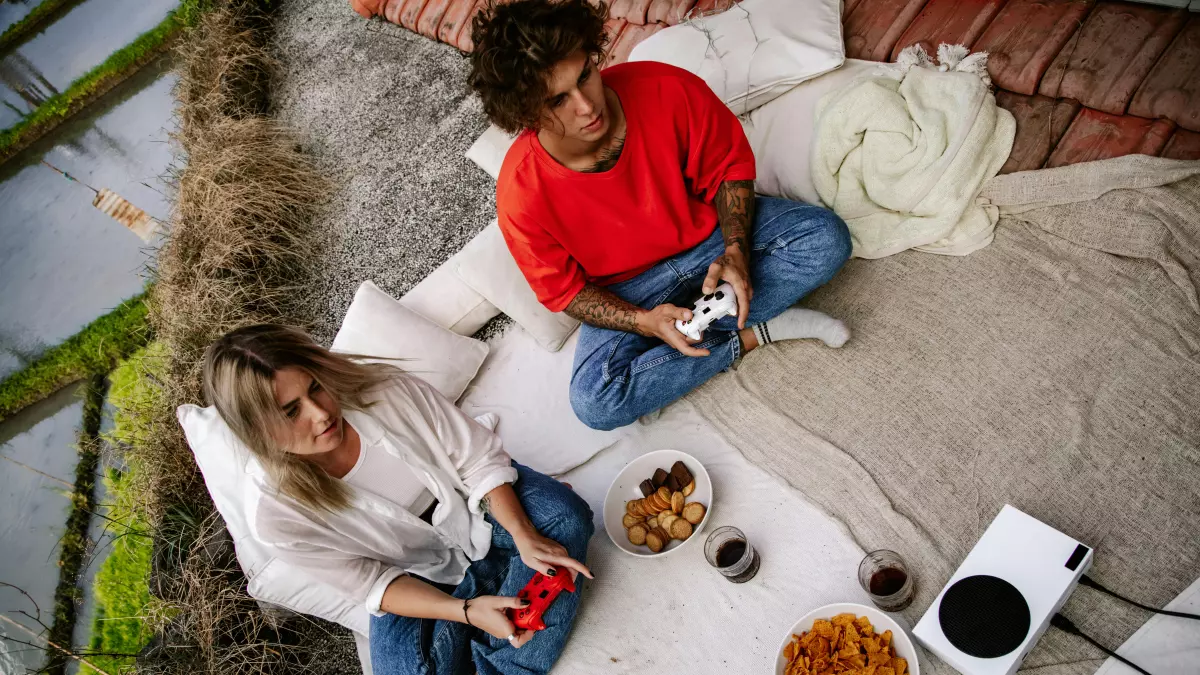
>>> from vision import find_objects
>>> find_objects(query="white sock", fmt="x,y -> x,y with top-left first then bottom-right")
752,308 -> 850,348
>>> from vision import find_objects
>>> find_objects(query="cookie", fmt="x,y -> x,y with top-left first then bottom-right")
682,479 -> 696,497
660,514 -> 679,534
682,502 -> 706,524
650,492 -> 670,512
628,524 -> 648,546
671,491 -> 684,514
622,513 -> 644,529
646,516 -> 658,530
645,527 -> 668,553
669,517 -> 693,540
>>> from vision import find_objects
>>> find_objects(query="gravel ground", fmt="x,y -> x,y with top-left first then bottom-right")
268,0 -> 502,669
271,0 -> 500,347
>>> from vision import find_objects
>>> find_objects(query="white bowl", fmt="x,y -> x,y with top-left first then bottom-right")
774,603 -> 920,675
602,449 -> 712,558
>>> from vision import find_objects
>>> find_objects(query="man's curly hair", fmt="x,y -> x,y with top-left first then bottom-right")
467,0 -> 610,135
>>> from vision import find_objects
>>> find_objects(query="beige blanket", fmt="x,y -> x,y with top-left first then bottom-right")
689,155 -> 1200,674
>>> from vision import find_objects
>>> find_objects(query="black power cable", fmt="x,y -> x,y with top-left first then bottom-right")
1050,614 -> 1151,675
1080,575 -> 1200,621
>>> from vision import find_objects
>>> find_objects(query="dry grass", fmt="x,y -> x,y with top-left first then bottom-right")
128,1 -> 325,528
117,3 -> 330,672
137,514 -> 307,675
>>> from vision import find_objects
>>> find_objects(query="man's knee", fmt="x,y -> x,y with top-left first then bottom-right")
813,208 -> 852,273
569,378 -> 632,431
782,206 -> 851,282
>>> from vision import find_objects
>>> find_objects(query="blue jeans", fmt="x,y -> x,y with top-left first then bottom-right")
570,196 -> 851,430
369,463 -> 594,675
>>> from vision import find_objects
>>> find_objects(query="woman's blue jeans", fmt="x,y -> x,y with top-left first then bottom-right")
569,196 -> 851,431
368,463 -> 594,675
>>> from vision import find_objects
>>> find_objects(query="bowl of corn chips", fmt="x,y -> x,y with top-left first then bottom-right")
776,603 -> 919,675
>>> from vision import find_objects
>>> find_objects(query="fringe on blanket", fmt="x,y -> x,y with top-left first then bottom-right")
881,43 -> 992,90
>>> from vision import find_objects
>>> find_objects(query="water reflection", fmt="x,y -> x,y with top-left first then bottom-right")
0,0 -> 179,127
0,62 -> 174,380
0,383 -> 84,674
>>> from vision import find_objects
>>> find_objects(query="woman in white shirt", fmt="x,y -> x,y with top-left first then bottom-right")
203,324 -> 594,675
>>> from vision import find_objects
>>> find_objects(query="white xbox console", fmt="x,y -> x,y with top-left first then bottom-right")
913,505 -> 1092,675
676,282 -> 738,341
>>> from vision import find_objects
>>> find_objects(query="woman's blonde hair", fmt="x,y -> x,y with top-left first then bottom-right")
202,324 -> 395,512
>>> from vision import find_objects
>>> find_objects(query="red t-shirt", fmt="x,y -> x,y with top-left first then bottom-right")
496,61 -> 757,313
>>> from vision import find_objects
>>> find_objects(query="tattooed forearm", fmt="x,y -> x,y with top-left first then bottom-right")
564,284 -> 645,334
715,179 -> 755,255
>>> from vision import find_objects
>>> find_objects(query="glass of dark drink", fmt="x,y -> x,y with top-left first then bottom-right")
704,526 -> 761,583
858,549 -> 914,611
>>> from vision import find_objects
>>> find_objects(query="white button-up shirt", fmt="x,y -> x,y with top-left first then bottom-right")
246,374 -> 518,616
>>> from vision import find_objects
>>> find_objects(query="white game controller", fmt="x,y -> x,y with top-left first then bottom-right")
675,282 -> 738,341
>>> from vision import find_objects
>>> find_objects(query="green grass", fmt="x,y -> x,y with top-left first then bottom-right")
0,0 -> 214,160
0,0 -> 85,52
0,291 -> 151,420
79,346 -> 163,675
43,374 -> 108,675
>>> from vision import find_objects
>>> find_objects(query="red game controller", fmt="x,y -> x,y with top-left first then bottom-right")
508,566 -> 576,632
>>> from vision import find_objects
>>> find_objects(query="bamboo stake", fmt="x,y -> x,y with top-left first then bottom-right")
0,613 -> 114,675
0,454 -> 74,489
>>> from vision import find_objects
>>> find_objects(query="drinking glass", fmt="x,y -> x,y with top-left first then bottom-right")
858,549 -> 914,611
704,526 -> 761,583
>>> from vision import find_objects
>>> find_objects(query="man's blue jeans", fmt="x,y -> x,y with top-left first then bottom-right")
570,196 -> 851,431
369,463 -> 594,675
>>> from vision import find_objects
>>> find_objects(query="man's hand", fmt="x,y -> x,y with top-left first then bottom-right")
635,304 -> 710,357
702,246 -> 753,329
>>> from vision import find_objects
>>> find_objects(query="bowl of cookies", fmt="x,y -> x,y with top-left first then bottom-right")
775,603 -> 919,675
603,449 -> 712,557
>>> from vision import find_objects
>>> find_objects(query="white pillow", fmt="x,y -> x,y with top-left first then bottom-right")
176,404 -> 370,636
628,0 -> 844,114
399,257 -> 500,336
465,124 -> 517,180
332,280 -> 489,401
743,59 -> 882,205
453,222 -> 580,352
459,328 -> 626,476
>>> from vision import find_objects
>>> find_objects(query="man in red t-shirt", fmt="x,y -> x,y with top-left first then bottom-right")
468,0 -> 852,430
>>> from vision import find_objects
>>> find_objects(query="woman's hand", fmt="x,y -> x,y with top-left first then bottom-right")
466,595 -> 535,648
514,530 -> 593,581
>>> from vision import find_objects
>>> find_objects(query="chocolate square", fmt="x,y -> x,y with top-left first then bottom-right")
664,474 -> 682,493
669,461 -> 693,486
652,468 -> 669,488
639,479 -> 655,497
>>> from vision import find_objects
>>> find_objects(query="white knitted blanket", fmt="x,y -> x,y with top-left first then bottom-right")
812,45 -> 1015,258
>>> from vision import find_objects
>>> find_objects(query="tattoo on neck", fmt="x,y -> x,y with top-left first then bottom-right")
583,135 -> 625,173
715,179 -> 754,255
